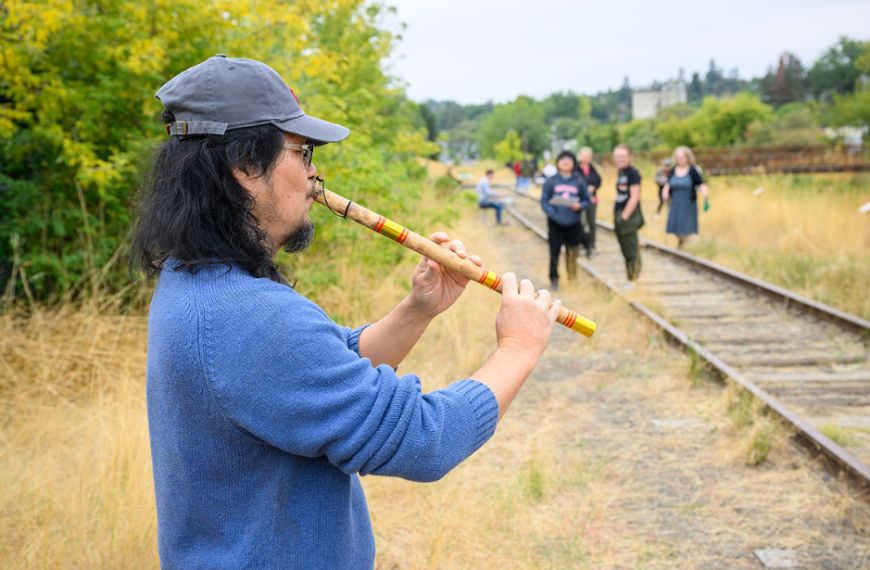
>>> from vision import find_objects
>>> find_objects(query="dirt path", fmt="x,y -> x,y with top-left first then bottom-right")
367,214 -> 870,570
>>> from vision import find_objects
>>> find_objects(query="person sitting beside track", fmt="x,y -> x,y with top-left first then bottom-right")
476,169 -> 509,225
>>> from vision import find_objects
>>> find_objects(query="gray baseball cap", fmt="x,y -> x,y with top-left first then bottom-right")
156,54 -> 349,146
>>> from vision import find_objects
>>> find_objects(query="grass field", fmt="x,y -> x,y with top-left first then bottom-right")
2,165 -> 869,568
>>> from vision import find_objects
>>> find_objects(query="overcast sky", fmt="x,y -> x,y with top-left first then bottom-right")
382,0 -> 870,104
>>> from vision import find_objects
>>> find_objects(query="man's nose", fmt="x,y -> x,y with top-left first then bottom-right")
307,162 -> 318,178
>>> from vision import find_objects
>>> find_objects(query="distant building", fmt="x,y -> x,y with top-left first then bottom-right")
631,80 -> 687,119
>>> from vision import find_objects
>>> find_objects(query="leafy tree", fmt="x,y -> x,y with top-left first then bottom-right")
427,100 -> 466,131
657,103 -> 696,121
691,93 -> 773,146
541,91 -> 580,122
821,41 -> 869,142
621,119 -> 662,151
576,123 -> 619,154
494,130 -> 523,164
0,0 -> 438,302
655,117 -> 699,148
477,96 -> 548,158
760,52 -> 809,107
824,90 -> 870,142
440,120 -> 480,162
617,77 -> 632,105
553,117 -> 582,140
464,101 -> 495,121
746,104 -> 823,145
808,36 -> 868,99
656,93 -> 772,147
688,72 -> 704,104
704,59 -> 724,96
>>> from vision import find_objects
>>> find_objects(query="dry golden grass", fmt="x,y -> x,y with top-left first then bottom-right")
365,203 -> 870,569
595,163 -> 870,319
3,180 -> 870,569
0,306 -> 156,568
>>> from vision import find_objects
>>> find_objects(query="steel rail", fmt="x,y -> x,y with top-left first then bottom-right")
507,205 -> 870,495
596,219 -> 870,338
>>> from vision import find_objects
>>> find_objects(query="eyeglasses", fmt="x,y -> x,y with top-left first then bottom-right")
283,143 -> 315,167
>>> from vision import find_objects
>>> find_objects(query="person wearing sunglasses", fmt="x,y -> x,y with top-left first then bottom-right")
132,55 -> 561,570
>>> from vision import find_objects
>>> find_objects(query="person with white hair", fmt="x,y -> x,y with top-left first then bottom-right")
575,147 -> 602,256
661,146 -> 709,248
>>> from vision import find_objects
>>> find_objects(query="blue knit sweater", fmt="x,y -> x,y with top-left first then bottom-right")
146,262 -> 500,569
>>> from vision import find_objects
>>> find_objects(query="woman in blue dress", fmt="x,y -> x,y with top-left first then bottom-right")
662,146 -> 709,249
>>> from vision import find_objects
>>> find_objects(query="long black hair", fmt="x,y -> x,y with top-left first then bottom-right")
131,110 -> 285,281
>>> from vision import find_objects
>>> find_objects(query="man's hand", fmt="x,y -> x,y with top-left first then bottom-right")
407,232 -> 483,318
495,273 -> 561,364
570,202 -> 582,211
469,273 -> 561,420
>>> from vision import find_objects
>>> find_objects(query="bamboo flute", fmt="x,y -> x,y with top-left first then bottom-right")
314,186 -> 596,337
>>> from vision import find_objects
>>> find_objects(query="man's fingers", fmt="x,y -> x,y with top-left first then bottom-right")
468,255 -> 483,267
519,278 -> 534,297
501,272 -> 518,298
549,299 -> 563,320
429,232 -> 450,245
445,239 -> 468,259
536,288 -> 552,308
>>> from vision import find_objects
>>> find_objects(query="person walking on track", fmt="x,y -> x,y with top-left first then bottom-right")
540,150 -> 591,291
132,54 -> 563,570
519,157 -> 534,193
613,144 -> 643,289
575,147 -> 601,256
653,157 -> 671,220
662,146 -> 709,249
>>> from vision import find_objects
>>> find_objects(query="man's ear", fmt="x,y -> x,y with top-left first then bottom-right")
232,167 -> 257,197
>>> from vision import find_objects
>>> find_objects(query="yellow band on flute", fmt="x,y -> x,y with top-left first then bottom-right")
374,216 -> 409,244
477,269 -> 502,291
564,310 -> 597,337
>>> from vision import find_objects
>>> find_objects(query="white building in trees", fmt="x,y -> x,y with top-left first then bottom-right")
631,79 -> 687,119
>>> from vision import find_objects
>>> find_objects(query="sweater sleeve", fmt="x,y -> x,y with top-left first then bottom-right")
202,291 -> 499,483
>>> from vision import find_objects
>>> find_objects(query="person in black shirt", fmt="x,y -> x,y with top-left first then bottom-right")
575,147 -> 602,256
612,144 -> 643,288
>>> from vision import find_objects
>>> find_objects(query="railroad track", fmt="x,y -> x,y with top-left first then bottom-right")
505,195 -> 870,495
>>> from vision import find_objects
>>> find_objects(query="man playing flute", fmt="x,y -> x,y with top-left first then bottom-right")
132,55 -> 563,569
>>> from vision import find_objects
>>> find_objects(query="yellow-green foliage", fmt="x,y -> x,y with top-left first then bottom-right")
655,93 -> 773,147
0,0 -> 438,302
494,129 -> 523,164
